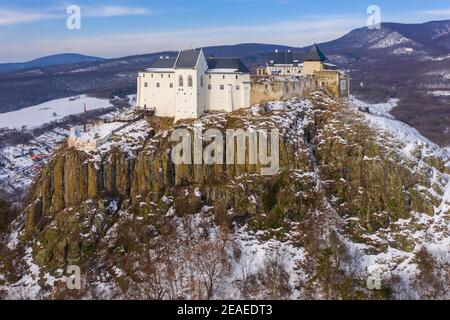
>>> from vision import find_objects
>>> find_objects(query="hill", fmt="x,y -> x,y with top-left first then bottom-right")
1,92 -> 448,299
0,54 -> 105,74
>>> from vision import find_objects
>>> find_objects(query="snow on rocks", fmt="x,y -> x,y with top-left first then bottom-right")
428,91 -> 450,97
347,96 -> 447,160
370,31 -> 415,49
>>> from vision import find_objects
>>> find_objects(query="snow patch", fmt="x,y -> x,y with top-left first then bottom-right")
0,95 -> 112,130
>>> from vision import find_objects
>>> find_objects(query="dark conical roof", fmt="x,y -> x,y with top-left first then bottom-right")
304,44 -> 328,62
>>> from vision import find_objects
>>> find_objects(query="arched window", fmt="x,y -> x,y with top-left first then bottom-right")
320,81 -> 326,87
179,75 -> 184,87
188,75 -> 193,87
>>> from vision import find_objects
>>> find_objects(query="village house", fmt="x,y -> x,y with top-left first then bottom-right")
137,49 -> 251,121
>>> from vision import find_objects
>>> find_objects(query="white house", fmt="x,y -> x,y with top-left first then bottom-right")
137,49 -> 251,120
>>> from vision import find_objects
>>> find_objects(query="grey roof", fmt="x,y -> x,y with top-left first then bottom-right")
304,44 -> 328,62
206,58 -> 250,73
267,51 -> 304,66
149,58 -> 176,69
175,50 -> 201,69
146,50 -> 249,73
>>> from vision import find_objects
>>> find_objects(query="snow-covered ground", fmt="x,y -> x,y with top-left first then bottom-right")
74,122 -> 124,141
428,91 -> 450,97
392,47 -> 414,55
0,95 -> 112,130
347,96 -> 447,160
349,97 -> 398,118
0,128 -> 68,194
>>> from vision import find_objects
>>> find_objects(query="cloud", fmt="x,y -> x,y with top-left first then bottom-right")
0,5 -> 151,27
0,9 -> 55,26
84,6 -> 151,18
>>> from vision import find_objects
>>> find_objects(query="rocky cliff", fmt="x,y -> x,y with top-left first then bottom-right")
1,91 -> 449,300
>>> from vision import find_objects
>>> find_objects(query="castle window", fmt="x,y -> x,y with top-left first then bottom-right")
151,74 -> 154,78
170,83 -> 173,88
156,83 -> 160,88
188,75 -> 193,87
179,75 -> 184,87
320,81 -> 326,87
222,75 -> 225,80
161,74 -> 164,78
236,75 -> 239,80
236,85 -> 240,90
144,82 -> 148,87
200,76 -> 204,87
208,85 -> 212,90
220,85 -> 224,90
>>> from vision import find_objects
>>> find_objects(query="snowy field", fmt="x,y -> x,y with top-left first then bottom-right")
0,95 -> 112,129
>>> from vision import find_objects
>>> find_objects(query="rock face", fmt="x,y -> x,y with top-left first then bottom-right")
2,92 -> 449,300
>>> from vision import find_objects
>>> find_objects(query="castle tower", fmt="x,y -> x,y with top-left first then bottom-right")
303,44 -> 328,75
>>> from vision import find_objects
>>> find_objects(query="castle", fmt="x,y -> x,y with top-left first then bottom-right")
136,44 -> 349,121
68,45 -> 349,152
137,49 -> 251,121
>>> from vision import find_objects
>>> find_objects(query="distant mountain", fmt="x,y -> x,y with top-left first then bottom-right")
0,53 -> 105,74
310,20 -> 450,145
0,20 -> 449,144
305,20 -> 450,62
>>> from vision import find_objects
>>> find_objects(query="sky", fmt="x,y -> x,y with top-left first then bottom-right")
0,0 -> 449,62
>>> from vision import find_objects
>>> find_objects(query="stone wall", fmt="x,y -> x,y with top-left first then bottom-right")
316,71 -> 350,98
250,76 -> 317,105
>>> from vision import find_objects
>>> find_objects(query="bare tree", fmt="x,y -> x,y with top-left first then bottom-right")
234,252 -> 257,299
257,249 -> 291,299
192,240 -> 230,299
